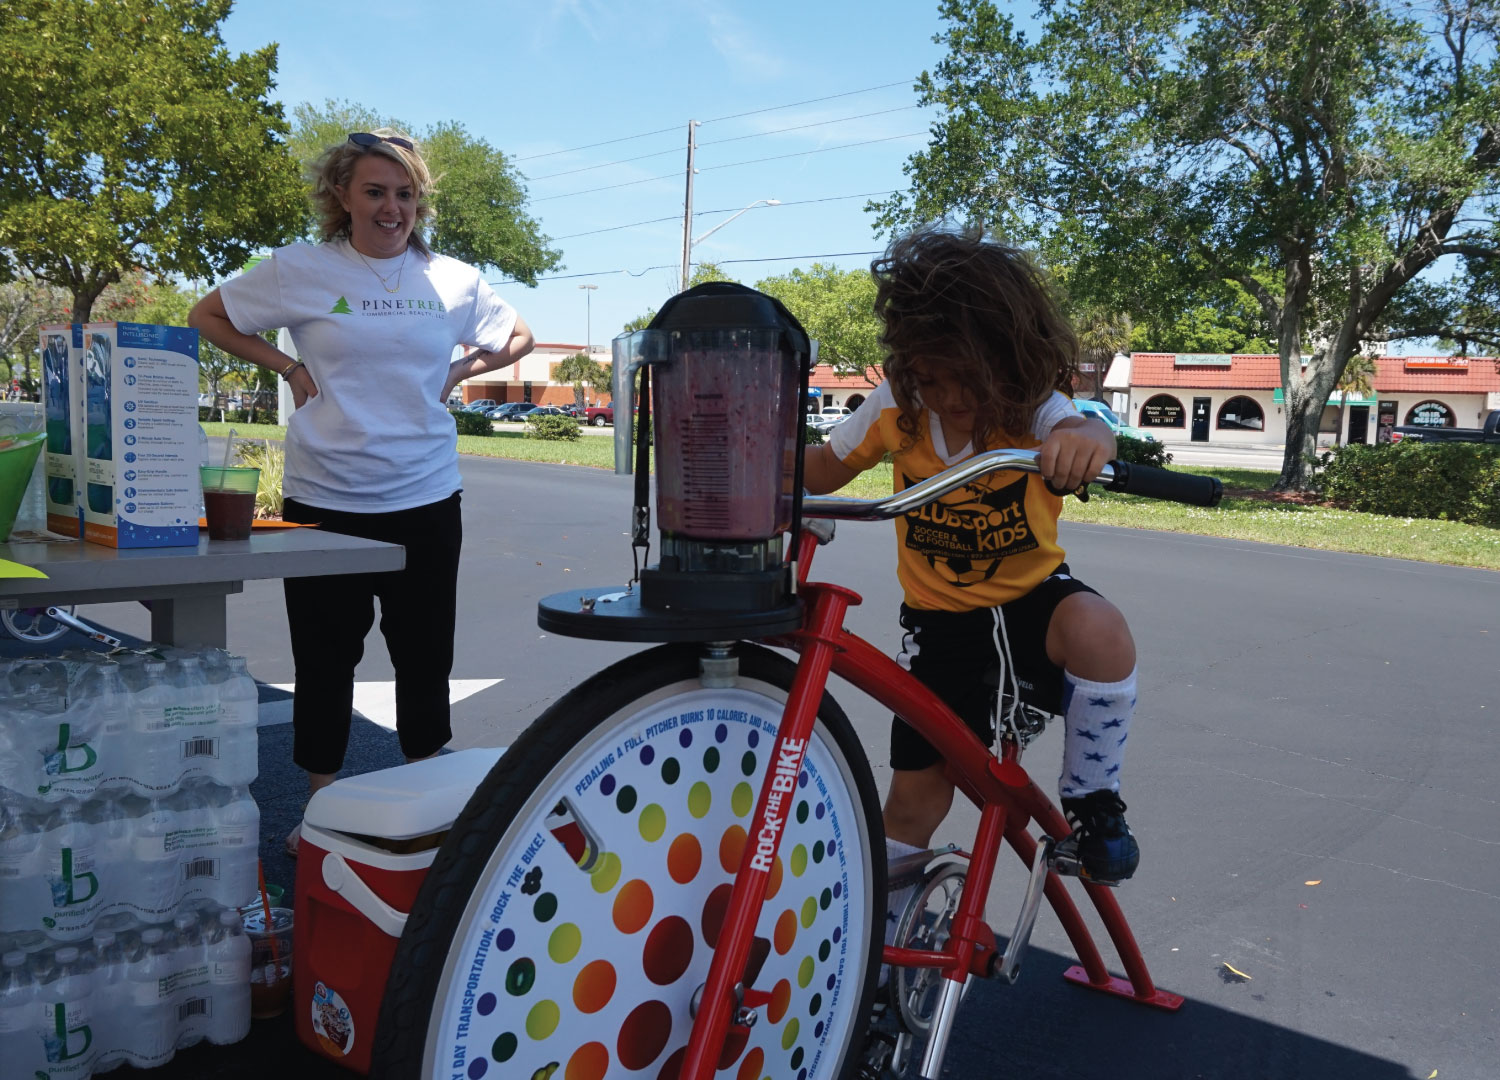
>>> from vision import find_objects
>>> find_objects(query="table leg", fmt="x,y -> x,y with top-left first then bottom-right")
150,595 -> 228,649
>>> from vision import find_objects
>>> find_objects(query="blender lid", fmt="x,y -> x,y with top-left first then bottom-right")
649,282 -> 811,365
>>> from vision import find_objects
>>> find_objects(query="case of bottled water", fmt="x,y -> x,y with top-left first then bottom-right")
0,647 -> 259,801
0,903 -> 253,1076
0,645 -> 260,1072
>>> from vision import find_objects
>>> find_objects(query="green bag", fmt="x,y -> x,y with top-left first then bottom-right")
0,431 -> 47,542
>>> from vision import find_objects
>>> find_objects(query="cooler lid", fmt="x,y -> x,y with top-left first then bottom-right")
303,747 -> 505,840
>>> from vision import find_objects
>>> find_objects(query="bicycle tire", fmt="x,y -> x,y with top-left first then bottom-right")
373,641 -> 886,1080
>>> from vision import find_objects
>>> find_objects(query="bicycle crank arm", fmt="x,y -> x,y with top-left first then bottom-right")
994,836 -> 1054,984
45,606 -> 122,649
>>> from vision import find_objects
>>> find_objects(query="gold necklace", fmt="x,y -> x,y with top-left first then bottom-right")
356,245 -> 408,293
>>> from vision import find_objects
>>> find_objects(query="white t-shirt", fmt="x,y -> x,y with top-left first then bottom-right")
220,240 -> 518,512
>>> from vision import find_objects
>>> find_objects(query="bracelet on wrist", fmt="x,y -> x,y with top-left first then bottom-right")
280,360 -> 305,382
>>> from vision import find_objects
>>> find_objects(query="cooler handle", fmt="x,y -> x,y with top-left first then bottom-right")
321,852 -> 409,938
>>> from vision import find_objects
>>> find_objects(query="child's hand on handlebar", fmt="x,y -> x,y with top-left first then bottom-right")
1037,416 -> 1115,494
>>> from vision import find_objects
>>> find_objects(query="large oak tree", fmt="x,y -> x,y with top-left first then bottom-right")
0,0 -> 305,321
876,0 -> 1500,487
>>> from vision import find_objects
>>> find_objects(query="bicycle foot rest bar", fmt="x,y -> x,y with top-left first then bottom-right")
886,844 -> 963,889
538,585 -> 803,643
1062,968 -> 1186,1011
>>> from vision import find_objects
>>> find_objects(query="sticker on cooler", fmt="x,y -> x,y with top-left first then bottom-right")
311,981 -> 355,1058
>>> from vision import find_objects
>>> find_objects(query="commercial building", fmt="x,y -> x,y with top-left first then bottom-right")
456,343 -> 613,408
1116,353 -> 1500,445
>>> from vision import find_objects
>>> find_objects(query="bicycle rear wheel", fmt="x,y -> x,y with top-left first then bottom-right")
375,641 -> 885,1080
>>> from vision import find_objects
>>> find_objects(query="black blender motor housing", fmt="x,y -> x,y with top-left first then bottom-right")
637,283 -> 813,615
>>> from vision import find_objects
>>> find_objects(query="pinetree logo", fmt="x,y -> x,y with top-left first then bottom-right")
329,296 -> 353,314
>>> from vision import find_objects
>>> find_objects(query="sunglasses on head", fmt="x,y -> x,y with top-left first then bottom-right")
348,132 -> 414,151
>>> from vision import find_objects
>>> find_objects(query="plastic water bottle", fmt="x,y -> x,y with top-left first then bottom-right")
4,686 -> 67,801
41,799 -> 102,941
127,661 -> 172,796
0,949 -> 39,1076
168,655 -> 220,785
79,661 -> 130,795
217,657 -> 259,786
0,797 -> 45,935
91,929 -> 127,1072
131,796 -> 179,919
125,927 -> 175,1070
84,793 -> 130,922
172,911 -> 210,1048
37,944 -> 98,1080
212,785 -> 260,908
206,908 -> 251,1046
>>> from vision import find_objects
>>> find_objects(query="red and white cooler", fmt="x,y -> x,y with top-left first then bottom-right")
293,747 -> 504,1073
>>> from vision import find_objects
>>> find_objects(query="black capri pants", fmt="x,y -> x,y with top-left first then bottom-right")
282,492 -> 463,774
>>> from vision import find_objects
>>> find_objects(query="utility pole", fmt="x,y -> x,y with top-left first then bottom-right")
679,120 -> 698,293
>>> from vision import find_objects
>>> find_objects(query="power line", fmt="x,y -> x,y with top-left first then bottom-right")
697,106 -> 923,149
487,249 -> 888,287
547,191 -> 899,242
525,105 -> 924,182
700,80 -> 916,125
511,78 -> 918,165
697,132 -> 929,174
532,133 -> 925,204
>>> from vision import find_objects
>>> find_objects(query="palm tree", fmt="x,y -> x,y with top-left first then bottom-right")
1074,307 -> 1133,401
553,352 -> 607,412
1334,352 -> 1376,445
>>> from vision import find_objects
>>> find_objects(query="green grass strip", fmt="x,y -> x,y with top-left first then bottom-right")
200,424 -> 1499,570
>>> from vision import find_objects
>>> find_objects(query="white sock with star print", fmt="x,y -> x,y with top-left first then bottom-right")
1057,668 -> 1137,800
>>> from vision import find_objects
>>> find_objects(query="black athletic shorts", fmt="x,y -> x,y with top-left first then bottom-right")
890,565 -> 1099,771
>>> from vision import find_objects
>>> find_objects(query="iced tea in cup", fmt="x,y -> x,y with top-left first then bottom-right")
200,465 -> 259,541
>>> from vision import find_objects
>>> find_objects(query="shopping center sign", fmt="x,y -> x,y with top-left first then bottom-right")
1174,354 -> 1233,366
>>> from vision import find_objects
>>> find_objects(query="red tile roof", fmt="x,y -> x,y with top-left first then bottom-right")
1130,353 -> 1281,389
808,363 -> 882,391
1131,353 -> 1500,392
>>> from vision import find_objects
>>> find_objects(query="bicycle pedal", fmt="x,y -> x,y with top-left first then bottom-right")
1047,845 -> 1123,888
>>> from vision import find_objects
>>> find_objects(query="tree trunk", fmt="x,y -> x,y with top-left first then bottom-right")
1278,387 -> 1321,489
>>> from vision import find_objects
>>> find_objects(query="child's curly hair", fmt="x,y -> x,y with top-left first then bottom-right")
872,226 -> 1079,448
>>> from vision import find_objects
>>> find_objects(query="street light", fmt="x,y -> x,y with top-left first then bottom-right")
682,199 -> 779,287
578,284 -> 598,355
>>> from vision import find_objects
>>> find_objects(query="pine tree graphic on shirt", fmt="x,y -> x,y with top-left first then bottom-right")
329,296 -> 353,314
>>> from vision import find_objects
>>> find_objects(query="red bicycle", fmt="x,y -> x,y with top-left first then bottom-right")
374,444 -> 1215,1080
375,287 -> 1216,1079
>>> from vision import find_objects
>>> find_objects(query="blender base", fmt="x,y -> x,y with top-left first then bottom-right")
537,586 -> 803,643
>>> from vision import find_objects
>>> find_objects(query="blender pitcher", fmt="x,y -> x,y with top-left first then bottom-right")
612,283 -> 813,615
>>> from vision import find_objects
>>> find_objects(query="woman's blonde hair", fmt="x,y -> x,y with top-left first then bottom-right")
309,129 -> 435,256
872,225 -> 1079,447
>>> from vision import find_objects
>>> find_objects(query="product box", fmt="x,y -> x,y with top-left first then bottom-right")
78,321 -> 200,548
40,323 -> 84,536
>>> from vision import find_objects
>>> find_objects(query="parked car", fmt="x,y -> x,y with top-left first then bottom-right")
523,406 -> 580,425
460,399 -> 498,413
496,402 -> 542,422
584,404 -> 614,427
1391,409 -> 1500,443
1073,398 -> 1157,443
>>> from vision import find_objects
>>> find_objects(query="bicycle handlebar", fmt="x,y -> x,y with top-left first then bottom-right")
802,447 -> 1223,521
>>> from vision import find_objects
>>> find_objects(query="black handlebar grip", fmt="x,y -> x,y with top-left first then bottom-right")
1102,461 -> 1224,507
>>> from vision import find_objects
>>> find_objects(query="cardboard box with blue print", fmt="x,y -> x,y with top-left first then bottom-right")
39,323 -> 86,537
78,322 -> 201,548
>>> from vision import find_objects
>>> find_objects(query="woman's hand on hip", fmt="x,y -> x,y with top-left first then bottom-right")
289,365 -> 319,409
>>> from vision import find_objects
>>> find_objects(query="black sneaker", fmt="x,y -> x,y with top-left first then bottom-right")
1056,790 -> 1139,883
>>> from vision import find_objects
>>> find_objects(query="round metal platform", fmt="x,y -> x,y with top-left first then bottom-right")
537,585 -> 804,643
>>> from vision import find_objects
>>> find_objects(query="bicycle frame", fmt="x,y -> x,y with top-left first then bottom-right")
675,479 -> 1185,1080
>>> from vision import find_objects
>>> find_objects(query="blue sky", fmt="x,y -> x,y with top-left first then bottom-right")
220,1 -> 961,351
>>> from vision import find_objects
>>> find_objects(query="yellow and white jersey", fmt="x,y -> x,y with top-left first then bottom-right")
827,382 -> 1075,611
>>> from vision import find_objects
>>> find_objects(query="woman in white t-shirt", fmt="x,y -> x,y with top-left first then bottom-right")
189,130 -> 534,856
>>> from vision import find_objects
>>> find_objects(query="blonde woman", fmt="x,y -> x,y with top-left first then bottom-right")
190,130 -> 533,855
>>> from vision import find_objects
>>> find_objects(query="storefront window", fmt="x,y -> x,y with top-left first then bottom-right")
1405,400 -> 1454,427
1139,394 -> 1185,427
1216,396 -> 1265,431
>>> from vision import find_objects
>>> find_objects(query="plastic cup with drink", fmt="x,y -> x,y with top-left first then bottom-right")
242,905 -> 293,1019
200,464 -> 259,541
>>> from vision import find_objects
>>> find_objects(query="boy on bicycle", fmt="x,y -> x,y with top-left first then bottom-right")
803,227 -> 1141,911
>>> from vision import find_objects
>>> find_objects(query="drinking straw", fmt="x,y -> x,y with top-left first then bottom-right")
257,858 -> 281,967
220,428 -> 238,474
